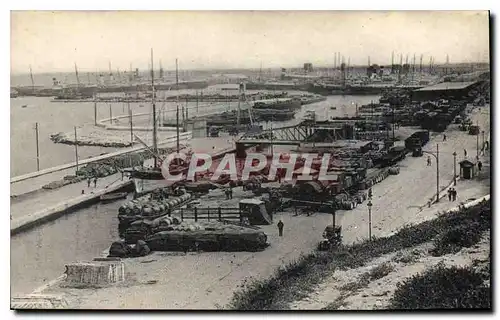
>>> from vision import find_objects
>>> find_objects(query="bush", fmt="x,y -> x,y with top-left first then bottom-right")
368,262 -> 394,281
392,249 -> 423,264
390,264 -> 490,309
431,223 -> 483,256
228,200 -> 491,310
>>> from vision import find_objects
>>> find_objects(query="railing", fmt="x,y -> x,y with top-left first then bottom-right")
179,207 -> 242,223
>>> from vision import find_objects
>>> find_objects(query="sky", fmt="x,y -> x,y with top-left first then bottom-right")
10,11 -> 490,74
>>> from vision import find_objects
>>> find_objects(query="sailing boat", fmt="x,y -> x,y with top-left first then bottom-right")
129,50 -> 173,196
130,53 -> 187,195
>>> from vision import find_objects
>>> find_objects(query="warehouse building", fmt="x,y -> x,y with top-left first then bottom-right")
410,81 -> 482,101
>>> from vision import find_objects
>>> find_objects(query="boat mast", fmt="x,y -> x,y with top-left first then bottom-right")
74,62 -> 80,88
29,65 -> 35,91
237,85 -> 241,126
398,54 -> 403,83
151,49 -> 158,168
176,58 -> 180,154
108,61 -> 113,81
259,62 -> 262,82
419,54 -> 423,74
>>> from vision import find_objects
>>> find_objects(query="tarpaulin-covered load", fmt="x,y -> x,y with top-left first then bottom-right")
118,194 -> 192,235
145,221 -> 268,252
123,215 -> 183,244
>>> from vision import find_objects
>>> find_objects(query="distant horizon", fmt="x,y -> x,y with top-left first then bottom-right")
10,61 -> 491,77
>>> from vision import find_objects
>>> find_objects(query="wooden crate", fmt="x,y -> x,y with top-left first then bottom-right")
64,260 -> 125,286
11,294 -> 68,309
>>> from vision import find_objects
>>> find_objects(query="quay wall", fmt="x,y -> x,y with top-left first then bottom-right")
11,180 -> 134,236
11,132 -> 193,184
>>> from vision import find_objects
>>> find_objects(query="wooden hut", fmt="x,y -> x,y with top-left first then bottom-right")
459,159 -> 476,179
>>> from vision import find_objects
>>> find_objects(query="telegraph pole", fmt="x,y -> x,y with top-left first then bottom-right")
109,104 -> 112,124
176,105 -> 180,154
74,126 -> 79,172
436,144 -> 440,202
196,90 -> 199,113
453,151 -> 457,186
128,93 -> 133,144
94,95 -> 97,126
367,200 -> 373,241
476,121 -> 479,159
35,122 -> 40,171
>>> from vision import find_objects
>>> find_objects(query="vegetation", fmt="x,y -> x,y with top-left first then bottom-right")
430,223 -> 483,256
227,200 -> 490,310
389,263 -> 490,309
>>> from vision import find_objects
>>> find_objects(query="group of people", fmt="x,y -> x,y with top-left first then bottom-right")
447,188 -> 458,201
87,176 -> 98,188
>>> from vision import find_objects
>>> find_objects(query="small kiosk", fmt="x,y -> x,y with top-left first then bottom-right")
459,159 -> 476,180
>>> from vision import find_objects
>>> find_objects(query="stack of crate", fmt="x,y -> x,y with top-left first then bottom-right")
64,258 -> 125,287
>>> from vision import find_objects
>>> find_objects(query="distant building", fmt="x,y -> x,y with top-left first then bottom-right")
304,63 -> 313,73
411,81 -> 481,101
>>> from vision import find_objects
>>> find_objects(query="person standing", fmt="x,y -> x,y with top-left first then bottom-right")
427,156 -> 432,166
478,161 -> 483,172
93,177 -> 98,188
452,188 -> 457,201
87,177 -> 91,188
277,220 -> 284,237
443,134 -> 447,141
464,149 -> 467,157
448,189 -> 452,201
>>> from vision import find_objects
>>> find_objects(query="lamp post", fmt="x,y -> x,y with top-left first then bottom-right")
482,130 -> 485,151
422,143 -> 440,203
453,151 -> 457,186
476,121 -> 479,160
367,200 -> 373,241
331,203 -> 336,227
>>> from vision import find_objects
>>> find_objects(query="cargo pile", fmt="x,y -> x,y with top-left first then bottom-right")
75,146 -> 182,179
50,132 -> 132,147
118,193 -> 192,235
42,175 -> 86,190
358,168 -> 391,190
145,221 -> 268,252
334,191 -> 369,210
122,212 -> 268,251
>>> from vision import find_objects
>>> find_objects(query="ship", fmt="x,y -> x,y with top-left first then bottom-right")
54,88 -> 94,100
252,97 -> 302,111
253,108 -> 295,121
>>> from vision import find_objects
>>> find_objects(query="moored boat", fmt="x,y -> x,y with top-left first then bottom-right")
100,192 -> 128,202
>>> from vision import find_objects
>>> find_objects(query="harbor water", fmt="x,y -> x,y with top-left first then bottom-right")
11,92 -> 380,177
